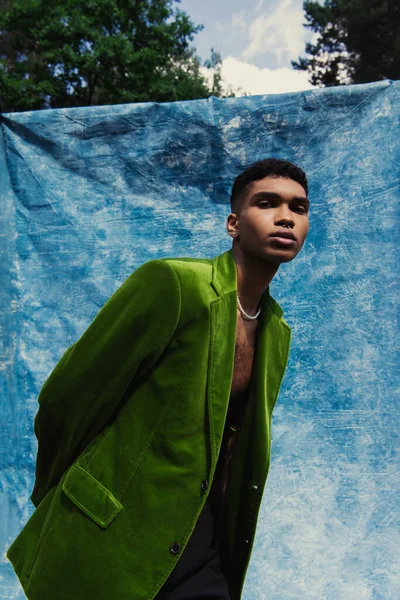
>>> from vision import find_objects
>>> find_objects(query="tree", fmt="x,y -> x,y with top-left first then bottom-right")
292,0 -> 400,87
203,48 -> 237,98
0,0 -> 232,112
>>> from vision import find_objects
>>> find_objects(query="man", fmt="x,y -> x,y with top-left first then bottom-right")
7,158 -> 309,600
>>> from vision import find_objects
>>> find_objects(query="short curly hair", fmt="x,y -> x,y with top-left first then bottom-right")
230,158 -> 308,215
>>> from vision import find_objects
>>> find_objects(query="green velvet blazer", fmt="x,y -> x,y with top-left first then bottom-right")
7,248 -> 292,600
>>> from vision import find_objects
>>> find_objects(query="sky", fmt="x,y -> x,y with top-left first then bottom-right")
178,0 -> 317,95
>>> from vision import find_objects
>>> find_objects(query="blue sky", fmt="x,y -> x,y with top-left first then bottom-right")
178,0 -> 317,95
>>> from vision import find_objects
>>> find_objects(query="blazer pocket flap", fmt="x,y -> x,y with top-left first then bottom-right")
62,464 -> 122,529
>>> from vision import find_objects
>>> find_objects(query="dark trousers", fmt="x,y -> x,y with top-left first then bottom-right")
154,499 -> 231,600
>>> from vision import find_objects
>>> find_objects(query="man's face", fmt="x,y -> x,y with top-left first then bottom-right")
227,176 -> 310,264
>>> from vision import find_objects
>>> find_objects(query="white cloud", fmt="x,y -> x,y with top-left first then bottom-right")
201,56 -> 314,96
255,0 -> 264,11
230,11 -> 248,32
215,10 -> 247,38
242,0 -> 306,65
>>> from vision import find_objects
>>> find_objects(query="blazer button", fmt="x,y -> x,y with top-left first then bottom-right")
201,479 -> 209,492
170,542 -> 181,554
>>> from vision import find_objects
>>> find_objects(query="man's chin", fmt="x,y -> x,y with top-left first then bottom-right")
261,248 -> 297,265
237,243 -> 297,266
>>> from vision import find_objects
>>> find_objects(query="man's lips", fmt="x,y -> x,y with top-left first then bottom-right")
269,231 -> 297,247
269,236 -> 296,246
270,230 -> 296,240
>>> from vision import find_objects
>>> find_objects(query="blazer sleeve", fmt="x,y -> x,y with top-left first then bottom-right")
30,259 -> 181,508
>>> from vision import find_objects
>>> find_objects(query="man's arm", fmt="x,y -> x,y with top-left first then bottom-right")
31,259 -> 181,507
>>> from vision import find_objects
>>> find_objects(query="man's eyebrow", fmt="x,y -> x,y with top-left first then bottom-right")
251,191 -> 310,208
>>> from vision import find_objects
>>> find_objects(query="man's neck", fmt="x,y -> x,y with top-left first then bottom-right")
232,243 -> 279,315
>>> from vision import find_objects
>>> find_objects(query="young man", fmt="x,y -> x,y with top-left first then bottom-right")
7,158 -> 309,600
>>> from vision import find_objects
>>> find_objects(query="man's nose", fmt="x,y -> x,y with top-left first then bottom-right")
275,211 -> 294,224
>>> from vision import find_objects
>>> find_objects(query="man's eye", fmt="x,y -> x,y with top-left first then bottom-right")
258,201 -> 306,213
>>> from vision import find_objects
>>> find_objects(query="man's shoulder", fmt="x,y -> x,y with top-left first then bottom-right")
131,255 -> 213,277
155,255 -> 214,278
153,256 -> 217,304
159,255 -> 214,266
129,255 -> 215,295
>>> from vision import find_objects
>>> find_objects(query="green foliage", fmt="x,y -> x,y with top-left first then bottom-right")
292,0 -> 400,87
0,0 -> 234,112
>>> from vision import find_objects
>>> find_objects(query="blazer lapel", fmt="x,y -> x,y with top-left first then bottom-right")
206,247 -> 292,479
210,250 -> 292,566
206,249 -> 238,470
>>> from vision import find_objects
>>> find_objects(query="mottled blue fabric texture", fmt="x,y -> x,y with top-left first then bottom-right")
1,80 -> 399,599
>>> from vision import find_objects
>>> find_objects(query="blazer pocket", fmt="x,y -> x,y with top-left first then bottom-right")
62,463 -> 122,529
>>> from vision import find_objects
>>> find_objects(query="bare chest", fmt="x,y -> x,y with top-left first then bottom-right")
230,310 -> 258,399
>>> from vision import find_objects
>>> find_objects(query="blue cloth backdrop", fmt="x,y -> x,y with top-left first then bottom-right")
1,80 -> 399,599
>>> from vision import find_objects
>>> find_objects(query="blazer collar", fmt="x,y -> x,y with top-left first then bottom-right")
210,247 -> 284,321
